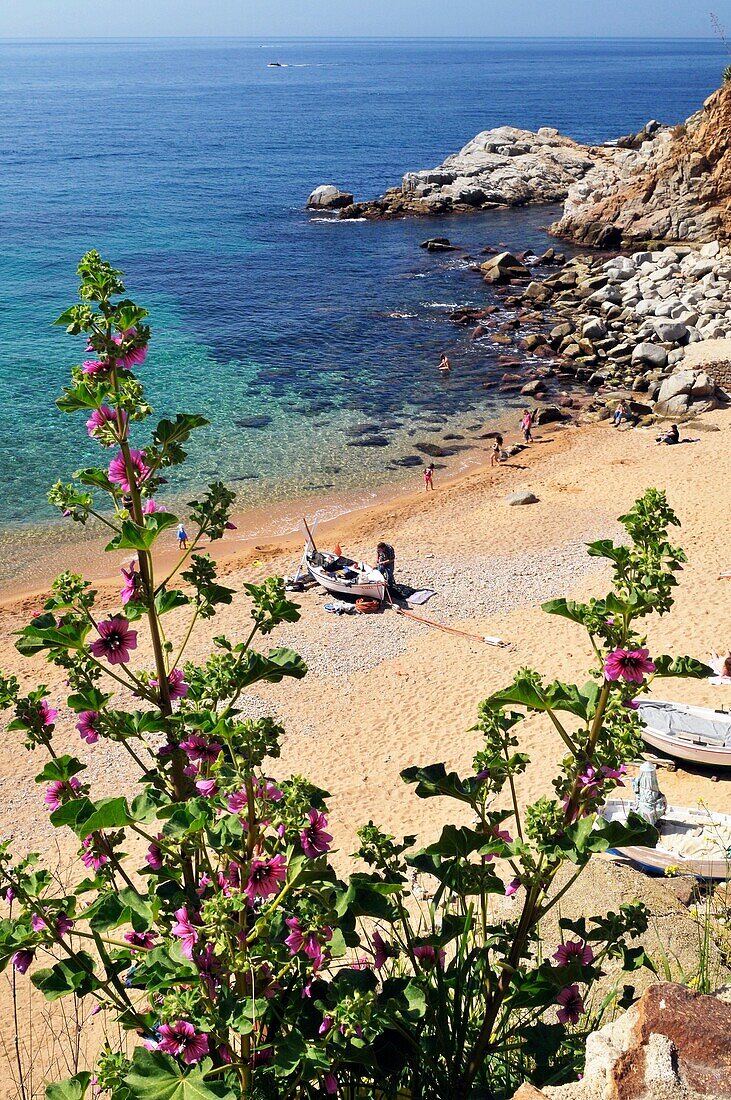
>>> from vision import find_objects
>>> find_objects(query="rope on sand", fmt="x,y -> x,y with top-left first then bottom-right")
390,602 -> 511,647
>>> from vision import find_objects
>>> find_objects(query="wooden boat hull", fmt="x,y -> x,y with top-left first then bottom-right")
637,700 -> 731,769
306,559 -> 387,602
601,799 -> 731,880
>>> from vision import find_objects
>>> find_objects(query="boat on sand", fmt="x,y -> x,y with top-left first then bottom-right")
305,547 -> 387,602
601,798 -> 731,880
637,699 -> 731,769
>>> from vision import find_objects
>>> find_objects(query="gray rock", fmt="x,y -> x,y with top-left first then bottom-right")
480,251 -> 529,285
652,320 -> 689,343
307,184 -> 354,210
506,491 -> 539,506
632,342 -> 668,369
420,237 -> 457,252
581,316 -> 607,340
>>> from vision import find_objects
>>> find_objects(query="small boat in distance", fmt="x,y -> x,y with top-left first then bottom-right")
267,61 -> 286,67
305,547 -> 387,603
637,699 -> 731,769
601,798 -> 731,880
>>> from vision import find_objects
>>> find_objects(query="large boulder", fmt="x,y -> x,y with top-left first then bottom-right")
515,983 -> 731,1099
654,368 -> 722,417
480,251 -> 530,285
631,342 -> 668,370
307,185 -> 354,210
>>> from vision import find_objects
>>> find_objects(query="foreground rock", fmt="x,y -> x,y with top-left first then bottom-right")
514,983 -> 731,1100
335,126 -> 621,219
552,82 -> 731,246
307,184 -> 354,210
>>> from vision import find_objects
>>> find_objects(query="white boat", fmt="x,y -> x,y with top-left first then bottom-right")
637,699 -> 731,769
305,548 -> 387,603
601,798 -> 731,880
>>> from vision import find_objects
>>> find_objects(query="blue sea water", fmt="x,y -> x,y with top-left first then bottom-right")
0,37 -> 724,534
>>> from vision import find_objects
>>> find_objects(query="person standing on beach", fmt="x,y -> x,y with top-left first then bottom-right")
438,353 -> 452,374
490,434 -> 504,467
177,522 -> 188,550
520,408 -> 534,443
376,541 -> 396,590
423,463 -> 435,491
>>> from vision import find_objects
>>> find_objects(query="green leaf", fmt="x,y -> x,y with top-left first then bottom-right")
273,1032 -> 308,1078
74,467 -> 116,493
417,825 -> 489,859
540,598 -> 589,625
125,1049 -> 235,1100
32,953 -> 101,1000
653,654 -> 714,679
46,1072 -> 92,1100
155,589 -> 190,616
50,796 -> 132,838
35,756 -> 87,784
106,513 -> 178,552
400,763 -> 478,804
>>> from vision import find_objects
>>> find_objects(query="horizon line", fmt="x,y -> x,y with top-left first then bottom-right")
0,33 -> 720,42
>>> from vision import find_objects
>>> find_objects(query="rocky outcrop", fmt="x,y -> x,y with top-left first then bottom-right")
307,185 -> 354,210
513,983 -> 731,1100
336,127 -> 622,219
552,83 -> 731,246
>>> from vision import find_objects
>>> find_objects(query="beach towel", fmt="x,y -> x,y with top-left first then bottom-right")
407,589 -> 437,606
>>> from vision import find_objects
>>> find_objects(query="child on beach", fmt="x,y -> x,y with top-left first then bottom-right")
423,463 -> 435,490
490,434 -> 504,467
177,523 -> 188,550
520,408 -> 534,443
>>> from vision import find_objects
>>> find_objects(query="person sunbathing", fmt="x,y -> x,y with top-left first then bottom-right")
709,651 -> 731,685
655,424 -> 679,445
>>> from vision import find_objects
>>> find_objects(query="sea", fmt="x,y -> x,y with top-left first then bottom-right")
0,37 -> 724,549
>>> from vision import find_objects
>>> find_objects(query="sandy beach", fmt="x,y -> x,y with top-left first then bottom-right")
2,410 -> 730,863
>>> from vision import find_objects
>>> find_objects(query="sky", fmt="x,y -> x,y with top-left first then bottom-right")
4,1 -> 731,40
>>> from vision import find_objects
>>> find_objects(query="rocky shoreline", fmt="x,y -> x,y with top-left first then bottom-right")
308,83 -> 731,250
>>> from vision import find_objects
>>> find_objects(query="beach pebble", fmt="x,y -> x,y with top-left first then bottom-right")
506,491 -> 540,506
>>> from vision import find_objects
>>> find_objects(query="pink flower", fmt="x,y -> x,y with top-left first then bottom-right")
323,1073 -> 338,1095
244,854 -> 287,902
624,698 -> 640,710
11,949 -> 34,974
146,841 -> 164,870
81,834 -> 109,872
119,563 -> 140,606
255,780 -> 283,802
86,405 -> 126,445
168,668 -> 189,699
108,449 -> 151,494
124,930 -> 157,950
413,944 -> 446,969
482,827 -> 513,861
141,498 -> 165,514
284,918 -> 331,967
504,878 -> 520,897
32,913 -> 74,937
225,521 -> 237,530
171,907 -> 199,960
227,789 -> 248,814
44,776 -> 81,811
89,616 -> 138,665
157,1021 -> 209,1065
372,930 -> 389,970
556,984 -> 584,1025
180,733 -> 220,763
113,329 -> 148,371
38,699 -> 58,729
2,886 -> 16,903
604,648 -> 655,684
196,779 -> 217,797
319,1015 -> 334,1036
76,710 -> 100,744
300,808 -> 333,859
81,359 -> 107,375
553,940 -> 594,967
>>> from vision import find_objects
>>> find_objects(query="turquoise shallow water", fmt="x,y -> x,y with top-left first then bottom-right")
0,37 -> 724,532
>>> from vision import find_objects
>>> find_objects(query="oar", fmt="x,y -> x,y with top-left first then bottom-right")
302,516 -> 318,552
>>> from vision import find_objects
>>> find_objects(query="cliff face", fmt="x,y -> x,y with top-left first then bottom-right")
551,83 -> 731,246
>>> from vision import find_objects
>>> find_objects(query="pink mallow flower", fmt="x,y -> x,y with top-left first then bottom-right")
504,878 -> 520,897
81,834 -> 109,872
81,359 -> 107,376
119,563 -> 140,606
108,449 -> 151,494
86,405 -> 126,445
556,984 -> 585,1025
89,616 -> 138,665
323,1073 -> 338,1095
372,930 -> 389,970
157,1021 -> 209,1065
45,776 -> 81,811
141,498 -> 166,514
146,840 -> 164,870
38,699 -> 58,729
148,664 -> 186,699
244,854 -> 287,902
284,917 -> 332,967
170,907 -> 199,960
604,647 -> 655,684
112,328 -> 148,371
300,808 -> 333,859
76,710 -> 100,744
196,778 -> 217,797
31,913 -> 74,937
124,930 -> 157,950
553,939 -> 594,967
180,733 -> 220,763
412,944 -> 446,969
11,950 -> 34,974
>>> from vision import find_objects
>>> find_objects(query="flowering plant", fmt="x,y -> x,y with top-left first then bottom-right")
0,255 -> 711,1100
